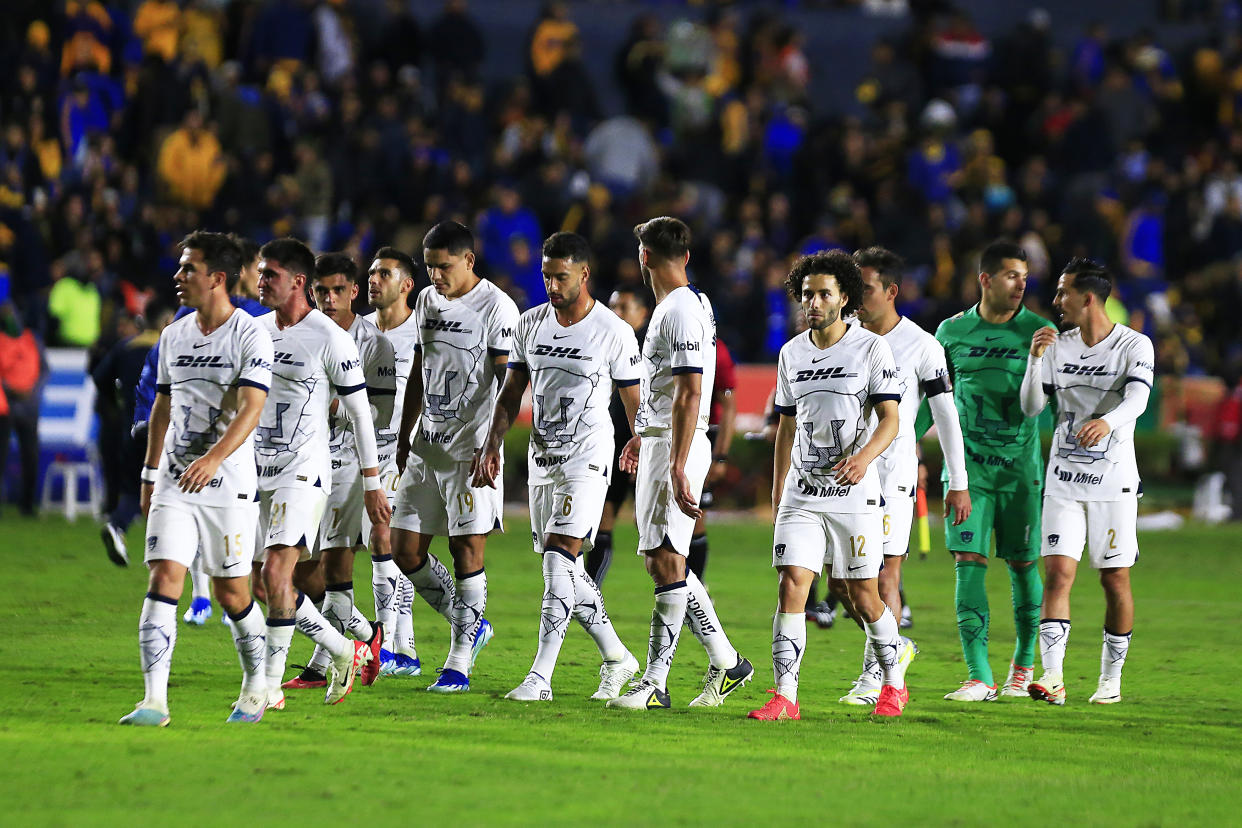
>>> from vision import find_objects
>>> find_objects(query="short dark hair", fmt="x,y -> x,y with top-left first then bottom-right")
231,234 -> 260,267
786,250 -> 864,316
259,237 -> 316,281
853,246 -> 905,290
372,246 -> 417,280
1061,256 -> 1112,302
611,284 -> 652,310
423,221 -> 475,255
180,230 -> 243,292
633,216 -> 691,262
542,232 -> 591,263
979,240 -> 1028,276
314,252 -> 358,281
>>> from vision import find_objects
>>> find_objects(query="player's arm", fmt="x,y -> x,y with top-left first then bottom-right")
473,364 -> 529,489
771,412 -> 796,522
178,384 -> 268,494
1080,338 -> 1155,448
926,391 -> 971,525
340,387 -> 391,525
1020,327 -> 1057,417
395,348 -> 423,473
140,391 -> 171,516
708,387 -> 736,485
366,335 -> 398,435
670,370 -> 704,519
834,398 -> 898,485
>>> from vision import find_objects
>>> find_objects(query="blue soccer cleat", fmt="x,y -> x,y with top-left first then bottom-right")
377,648 -> 396,677
391,653 -> 421,676
183,597 -> 212,626
470,619 -> 494,671
118,705 -> 170,727
225,692 -> 266,723
427,668 -> 470,693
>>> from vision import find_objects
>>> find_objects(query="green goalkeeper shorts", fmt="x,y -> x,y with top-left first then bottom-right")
945,486 -> 1042,562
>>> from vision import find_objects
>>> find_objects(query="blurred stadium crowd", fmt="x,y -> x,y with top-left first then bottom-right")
6,0 -> 1242,511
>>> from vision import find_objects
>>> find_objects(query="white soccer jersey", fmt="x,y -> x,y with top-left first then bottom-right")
774,326 -> 899,512
634,285 -> 716,435
255,309 -> 367,492
873,317 -> 953,494
154,308 -> 274,507
328,314 -> 397,458
363,308 -> 419,446
1039,324 -> 1154,501
411,280 -> 520,462
510,301 -> 642,484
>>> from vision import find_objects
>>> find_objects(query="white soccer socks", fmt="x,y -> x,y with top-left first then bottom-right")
864,607 -> 902,688
138,593 -> 178,710
641,581 -> 688,690
772,612 -> 806,703
408,553 -> 456,621
444,569 -> 486,674
371,555 -> 401,650
226,600 -> 267,695
685,570 -> 738,670
264,618 -> 296,693
394,576 -> 417,657
295,592 -> 351,660
1039,618 -> 1072,678
573,560 -> 628,663
529,549 -> 577,682
1101,628 -> 1131,681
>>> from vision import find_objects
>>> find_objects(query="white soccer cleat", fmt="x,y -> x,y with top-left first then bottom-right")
226,692 -> 267,723
894,636 -> 919,685
266,689 -> 286,710
505,673 -> 553,701
943,679 -> 998,702
590,652 -> 640,701
839,670 -> 882,706
1088,676 -> 1121,705
101,523 -> 128,567
999,662 -> 1034,697
325,640 -> 369,705
688,656 -> 754,707
605,679 -> 670,710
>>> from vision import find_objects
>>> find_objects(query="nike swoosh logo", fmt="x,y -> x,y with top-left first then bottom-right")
223,560 -> 241,569
1080,353 -> 1092,359
984,336 -> 1003,342
553,520 -> 572,526
193,342 -> 209,349
456,519 -> 472,527
811,356 -> 830,364
848,564 -> 866,571
1103,552 -> 1121,559
552,333 -> 571,340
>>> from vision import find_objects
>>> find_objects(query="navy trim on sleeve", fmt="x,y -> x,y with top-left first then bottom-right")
869,393 -> 901,404
235,379 -> 268,393
1042,382 -> 1056,395
615,378 -> 640,387
155,383 -> 172,395
774,404 -> 796,416
1124,376 -> 1153,388
671,366 -> 703,375
335,383 -> 367,396
412,343 -> 422,352
488,347 -> 510,358
507,361 -> 529,372
920,376 -> 952,397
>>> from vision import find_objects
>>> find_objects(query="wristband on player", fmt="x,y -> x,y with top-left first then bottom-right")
140,466 -> 157,485
363,474 -> 382,492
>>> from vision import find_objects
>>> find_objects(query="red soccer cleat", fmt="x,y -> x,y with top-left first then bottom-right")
359,621 -> 384,686
746,690 -> 801,721
281,666 -> 327,690
873,684 -> 906,717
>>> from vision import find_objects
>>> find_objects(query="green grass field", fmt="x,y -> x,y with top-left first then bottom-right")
2,512 -> 1239,826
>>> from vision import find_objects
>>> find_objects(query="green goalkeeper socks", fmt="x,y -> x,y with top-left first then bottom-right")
1009,562 -> 1043,668
955,561 -> 992,685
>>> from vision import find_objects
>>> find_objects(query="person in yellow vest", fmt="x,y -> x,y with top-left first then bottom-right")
156,109 -> 227,210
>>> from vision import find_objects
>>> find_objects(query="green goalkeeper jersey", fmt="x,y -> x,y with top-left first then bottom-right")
934,304 -> 1056,493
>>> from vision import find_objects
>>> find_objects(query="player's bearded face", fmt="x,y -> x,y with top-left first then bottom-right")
367,259 -> 407,308
800,273 -> 846,330
1052,273 -> 1085,328
543,258 -> 585,308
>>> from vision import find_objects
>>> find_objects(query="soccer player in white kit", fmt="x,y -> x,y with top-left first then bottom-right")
121,231 -> 273,726
747,251 -> 907,721
253,238 -> 390,708
281,253 -> 394,690
390,222 -> 520,693
834,246 -> 972,706
472,232 -> 641,702
608,217 -> 754,711
1019,258 -> 1153,705
363,247 -> 433,678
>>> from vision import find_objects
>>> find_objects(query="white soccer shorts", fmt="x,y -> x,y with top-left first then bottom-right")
315,456 -> 364,556
1040,495 -> 1139,569
528,477 -> 607,554
882,486 -> 915,557
390,453 -> 502,537
635,432 -> 711,556
255,485 -> 327,561
772,505 -> 884,580
145,497 -> 259,578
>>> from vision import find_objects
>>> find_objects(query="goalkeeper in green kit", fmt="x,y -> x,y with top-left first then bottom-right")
924,241 -> 1056,701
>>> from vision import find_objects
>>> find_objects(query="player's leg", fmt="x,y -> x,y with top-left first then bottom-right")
588,461 -> 630,586
210,502 -> 265,722
184,560 -> 214,626
367,455 -> 417,675
120,500 -> 194,726
574,556 -> 639,700
1029,497 -> 1085,705
288,557 -> 332,688
389,455 -> 456,628
1088,498 -> 1138,704
688,513 -> 709,582
944,488 -> 997,700
997,487 -> 1044,697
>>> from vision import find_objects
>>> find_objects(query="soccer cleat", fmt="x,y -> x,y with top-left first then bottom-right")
895,636 -> 919,684
689,655 -> 754,707
377,648 -> 396,677
805,600 -> 835,629
1088,676 -> 1121,705
226,693 -> 266,723
1029,673 -> 1067,706
266,690 -> 286,710
590,651 -> 640,701
281,666 -> 327,690
426,668 -> 470,693
118,705 -> 169,727
505,672 -> 553,701
325,640 -> 369,705
183,596 -> 212,626
359,621 -> 384,686
943,679 -> 998,702
605,679 -> 670,710
747,690 -> 800,721
900,604 -> 913,629
101,523 -> 128,567
470,618 -> 494,672
839,670 -> 882,706
872,684 -> 906,717
999,662 -> 1034,698
391,653 -> 422,676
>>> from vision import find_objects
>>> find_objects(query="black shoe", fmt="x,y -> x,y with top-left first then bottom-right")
101,523 -> 129,567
